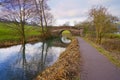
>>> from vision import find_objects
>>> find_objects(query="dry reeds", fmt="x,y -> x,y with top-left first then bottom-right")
36,39 -> 81,80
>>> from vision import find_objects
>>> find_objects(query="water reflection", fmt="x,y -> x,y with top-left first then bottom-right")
61,36 -> 72,44
61,30 -> 72,44
0,41 -> 65,80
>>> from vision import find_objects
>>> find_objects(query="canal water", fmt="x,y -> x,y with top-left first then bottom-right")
0,38 -> 67,80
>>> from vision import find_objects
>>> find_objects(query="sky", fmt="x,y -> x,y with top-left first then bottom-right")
48,0 -> 120,26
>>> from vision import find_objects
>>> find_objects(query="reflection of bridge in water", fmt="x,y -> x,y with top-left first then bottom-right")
61,37 -> 71,44
49,26 -> 84,36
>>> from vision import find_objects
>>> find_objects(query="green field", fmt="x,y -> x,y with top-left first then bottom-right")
62,30 -> 72,36
105,33 -> 120,39
0,22 -> 41,42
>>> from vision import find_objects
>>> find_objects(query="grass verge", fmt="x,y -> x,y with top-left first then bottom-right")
84,38 -> 120,68
0,22 -> 41,42
35,39 -> 81,80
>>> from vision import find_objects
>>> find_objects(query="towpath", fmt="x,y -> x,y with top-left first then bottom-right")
77,37 -> 120,80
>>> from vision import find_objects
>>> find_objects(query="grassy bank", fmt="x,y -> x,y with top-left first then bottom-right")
35,39 -> 81,80
0,22 -> 52,47
84,38 -> 120,67
0,22 -> 41,42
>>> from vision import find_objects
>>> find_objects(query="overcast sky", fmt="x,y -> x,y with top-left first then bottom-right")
48,0 -> 120,26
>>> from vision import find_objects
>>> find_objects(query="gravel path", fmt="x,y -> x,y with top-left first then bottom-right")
77,37 -> 120,80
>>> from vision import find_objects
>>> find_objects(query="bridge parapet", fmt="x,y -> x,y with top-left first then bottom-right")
49,26 -> 84,36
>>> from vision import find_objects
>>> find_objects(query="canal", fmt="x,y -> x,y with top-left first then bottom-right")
0,38 -> 68,80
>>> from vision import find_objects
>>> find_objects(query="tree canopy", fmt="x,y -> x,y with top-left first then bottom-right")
89,6 -> 119,44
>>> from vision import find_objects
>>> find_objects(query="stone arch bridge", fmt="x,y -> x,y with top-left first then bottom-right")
49,26 -> 84,36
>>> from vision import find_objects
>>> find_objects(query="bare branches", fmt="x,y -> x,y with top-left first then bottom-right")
0,0 -> 37,45
33,0 -> 54,32
0,0 -> 54,41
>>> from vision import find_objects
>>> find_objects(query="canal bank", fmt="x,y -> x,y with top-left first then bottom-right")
0,35 -> 40,48
36,39 -> 81,80
0,35 -> 67,48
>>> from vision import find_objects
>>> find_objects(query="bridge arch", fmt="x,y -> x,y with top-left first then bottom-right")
59,30 -> 72,44
59,30 -> 72,37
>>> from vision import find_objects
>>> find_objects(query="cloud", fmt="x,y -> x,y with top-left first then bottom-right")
55,17 -> 87,26
108,6 -> 120,17
52,8 -> 87,19
49,0 -> 88,25
88,0 -> 111,5
48,0 -> 119,25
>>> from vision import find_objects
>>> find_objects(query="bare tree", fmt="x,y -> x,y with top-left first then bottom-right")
34,0 -> 54,33
45,12 -> 55,26
89,6 -> 119,44
1,0 -> 36,54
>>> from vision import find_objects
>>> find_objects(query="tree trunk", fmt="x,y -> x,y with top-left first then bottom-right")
41,0 -> 47,28
39,0 -> 44,33
35,0 -> 44,33
96,30 -> 99,44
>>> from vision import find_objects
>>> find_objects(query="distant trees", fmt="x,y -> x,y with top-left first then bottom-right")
75,21 -> 95,36
63,21 -> 70,26
89,6 -> 119,44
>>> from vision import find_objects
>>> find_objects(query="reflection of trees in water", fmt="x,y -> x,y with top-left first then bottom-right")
8,41 -> 51,80
36,41 -> 48,73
